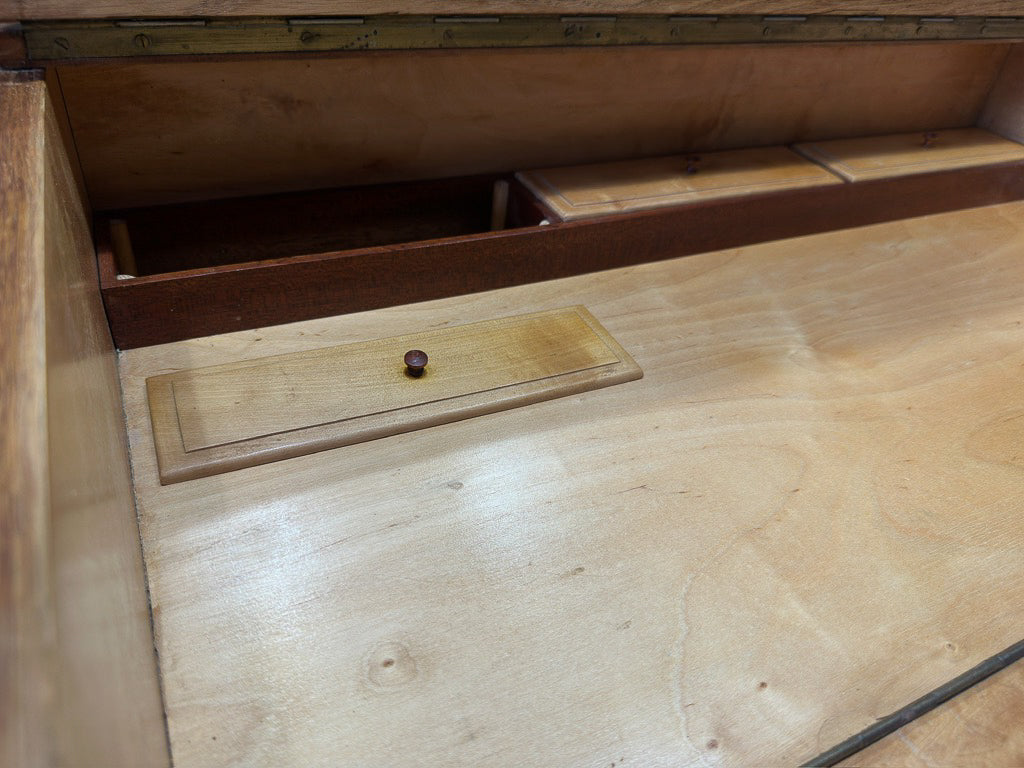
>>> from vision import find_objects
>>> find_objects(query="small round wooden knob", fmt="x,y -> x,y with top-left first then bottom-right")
404,349 -> 428,377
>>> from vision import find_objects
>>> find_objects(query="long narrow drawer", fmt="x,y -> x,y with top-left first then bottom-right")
146,306 -> 641,484
516,145 -> 843,221
794,127 -> 1024,182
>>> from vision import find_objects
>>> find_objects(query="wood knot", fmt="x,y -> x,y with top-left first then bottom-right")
366,641 -> 418,690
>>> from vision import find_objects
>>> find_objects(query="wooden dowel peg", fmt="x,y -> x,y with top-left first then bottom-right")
490,179 -> 509,230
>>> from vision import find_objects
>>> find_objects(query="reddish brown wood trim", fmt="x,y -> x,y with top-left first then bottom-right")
95,220 -> 119,284
0,22 -> 26,67
507,178 -> 560,226
101,161 -> 1024,349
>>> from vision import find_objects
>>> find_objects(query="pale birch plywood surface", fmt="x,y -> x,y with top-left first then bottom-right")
794,127 -> 1024,183
148,306 -> 641,483
55,41 -> 1007,208
518,146 -> 842,221
838,660 -> 1024,767
120,202 -> 1024,767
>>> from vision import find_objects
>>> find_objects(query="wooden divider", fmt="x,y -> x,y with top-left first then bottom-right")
980,43 -> 1024,144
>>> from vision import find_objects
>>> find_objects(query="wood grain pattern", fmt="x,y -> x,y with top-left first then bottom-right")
794,127 -> 1024,182
57,41 -> 1008,208
0,72 -> 53,768
120,201 -> 1024,767
44,67 -> 90,221
147,306 -> 641,483
39,72 -> 170,768
0,72 -> 169,768
518,146 -> 842,221
99,160 -> 1024,349
6,1 -> 1024,21
838,660 -> 1024,767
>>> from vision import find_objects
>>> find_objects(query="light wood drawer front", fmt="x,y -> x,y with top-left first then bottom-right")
147,306 -> 641,484
794,127 -> 1024,182
517,146 -> 842,221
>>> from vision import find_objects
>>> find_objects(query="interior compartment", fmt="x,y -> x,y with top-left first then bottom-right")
67,39 -> 1024,348
94,154 -> 1024,349
56,41 -> 1012,210
103,174 -> 543,277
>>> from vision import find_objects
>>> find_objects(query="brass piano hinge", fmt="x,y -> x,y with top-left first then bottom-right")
21,14 -> 1024,62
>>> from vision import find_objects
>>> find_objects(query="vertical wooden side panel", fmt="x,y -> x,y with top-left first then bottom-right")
0,73 -> 53,768
44,66 -> 91,220
0,71 -> 170,768
979,44 -> 1024,143
41,78 -> 171,766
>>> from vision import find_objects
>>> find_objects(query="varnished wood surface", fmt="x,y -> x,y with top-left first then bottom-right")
7,1 -> 1024,21
147,306 -> 641,483
794,127 -> 1024,182
838,660 -> 1024,767
39,73 -> 170,767
0,73 -> 168,768
518,146 -> 841,221
57,42 -> 1007,208
121,202 -> 1024,767
0,72 -> 52,768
